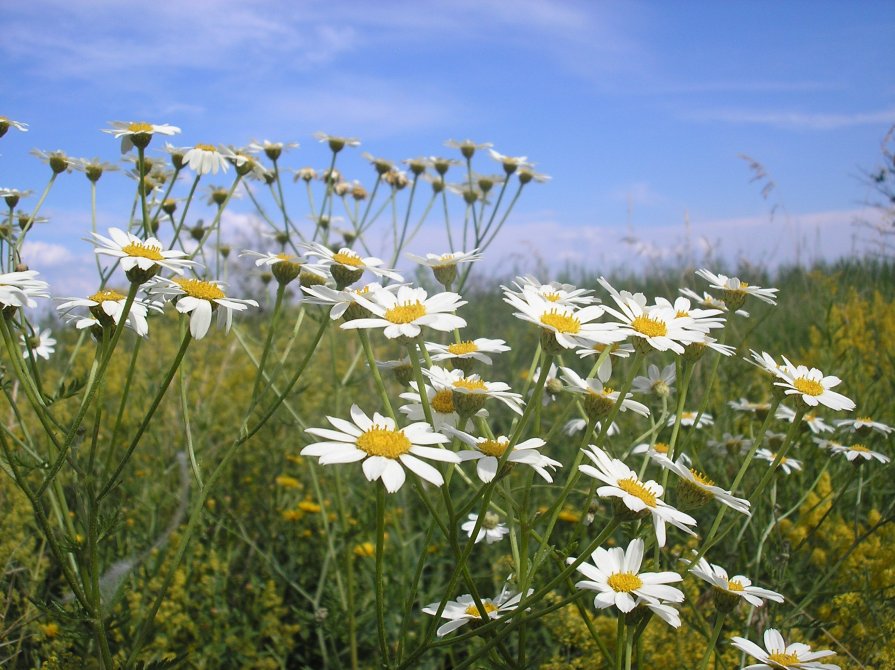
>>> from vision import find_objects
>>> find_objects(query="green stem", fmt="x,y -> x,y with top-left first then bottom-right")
375,484 -> 391,666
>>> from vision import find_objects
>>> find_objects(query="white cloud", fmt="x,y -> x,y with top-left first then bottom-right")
684,107 -> 895,131
20,240 -> 74,267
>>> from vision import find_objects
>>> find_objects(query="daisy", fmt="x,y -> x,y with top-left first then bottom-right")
444,138 -> 493,158
679,287 -> 750,317
833,416 -> 893,437
302,404 -> 457,493
240,250 -> 324,287
424,366 -> 523,416
147,277 -> 258,340
181,143 -> 240,175
730,628 -> 839,670
560,366 -> 649,419
488,149 -> 533,174
755,449 -> 802,475
597,277 -> 703,354
0,116 -> 28,136
20,328 -> 56,360
504,287 -> 622,351
92,227 -> 195,282
653,296 -> 725,333
247,139 -> 298,161
748,350 -> 788,379
461,513 -> 509,544
399,381 -> 482,431
506,275 -> 597,307
774,358 -> 855,412
564,418 -> 619,437
0,270 -> 50,309
444,426 -> 561,483
406,249 -> 482,286
775,405 -> 834,434
301,242 -> 403,285
313,132 -> 360,153
669,411 -> 713,429
707,433 -> 753,456
103,121 -> 181,153
57,290 -> 153,337
632,363 -> 676,397
825,442 -> 890,464
579,445 -> 697,546
569,538 -> 684,615
31,149 -> 74,174
422,584 -> 528,637
652,454 -> 750,514
516,167 -> 551,184
729,397 -> 773,416
341,286 -> 466,340
302,282 -> 398,320
1,187 -> 32,208
427,338 -> 510,366
72,157 -> 118,183
695,269 -> 779,307
686,557 -> 784,609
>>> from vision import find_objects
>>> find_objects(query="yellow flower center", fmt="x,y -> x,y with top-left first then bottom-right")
195,143 -> 216,151
384,301 -> 427,324
607,572 -> 643,593
793,377 -> 824,396
430,389 -> 455,414
478,439 -> 509,457
858,416 -> 873,422
654,442 -> 669,454
689,469 -> 715,487
682,411 -> 696,420
173,278 -> 226,301
127,122 -> 154,133
540,309 -> 580,334
464,601 -> 498,618
617,477 -> 657,508
851,445 -> 870,453
88,289 -> 126,303
727,580 -> 744,592
453,378 -> 488,392
121,240 -> 164,261
332,250 -> 364,267
675,310 -> 689,318
355,426 -> 412,459
543,291 -> 561,302
448,341 -> 479,355
767,652 -> 800,666
631,315 -> 668,338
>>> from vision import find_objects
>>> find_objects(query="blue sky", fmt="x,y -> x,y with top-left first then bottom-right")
2,0 -> 894,290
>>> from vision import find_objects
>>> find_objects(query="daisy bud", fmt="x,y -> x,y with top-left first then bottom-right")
584,392 -> 615,420
0,225 -> 11,240
432,263 -> 457,288
683,342 -> 707,362
300,269 -> 327,288
218,244 -> 231,259
674,472 -> 716,511
653,380 -> 672,399
274,231 -> 290,247
4,193 -> 20,208
721,289 -> 747,312
260,271 -> 273,286
271,259 -> 302,286
518,170 -> 533,185
126,264 -> 161,285
0,121 -> 8,138
162,198 -> 177,215
317,216 -> 330,230
478,177 -> 495,193
342,230 -> 356,245
170,150 -> 185,170
453,390 -> 487,418
392,362 -> 415,386
545,377 -> 564,396
334,181 -> 350,196
331,264 -> 364,290
49,154 -> 70,174
461,189 -> 477,205
351,184 -> 367,201
712,586 -> 743,613
14,263 -> 28,272
190,224 -> 206,242
85,164 -> 104,182
406,159 -> 426,176
210,189 -> 228,206
264,145 -> 282,161
431,180 -> 445,194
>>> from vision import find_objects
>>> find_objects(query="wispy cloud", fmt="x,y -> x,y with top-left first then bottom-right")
684,107 -> 895,130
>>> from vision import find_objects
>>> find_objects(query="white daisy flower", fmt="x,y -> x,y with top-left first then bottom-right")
313,132 -> 360,152
92,227 -> 195,281
653,296 -> 725,333
488,148 -> 533,173
707,433 -> 753,456
247,139 -> 298,161
406,249 -> 482,268
341,286 -> 466,339
57,290 -> 153,337
20,328 -> 56,360
181,143 -> 240,175
775,404 -> 834,434
444,426 -> 560,483
679,287 -> 750,317
755,449 -> 802,475
560,366 -> 650,419
597,277 -> 703,354
578,445 -> 697,547
301,242 -> 403,284
506,275 -> 598,307
504,287 -> 622,351
728,397 -> 773,415
302,282 -> 402,320
444,138 -> 493,157
695,268 -> 779,306
652,454 -> 750,514
686,557 -> 784,608
569,537 -> 684,615
0,116 -> 29,135
774,358 -> 855,412
825,442 -> 890,464
424,366 -> 523,415
461,512 -> 509,544
669,411 -> 713,429
632,363 -> 676,397
747,350 -> 789,379
833,416 -> 893,437
422,584 -> 528,637
730,628 -> 839,670
0,270 -> 50,309
302,405 -> 457,493
103,121 -> 181,153
398,381 -> 483,431
427,338 -> 510,366
147,277 -> 258,340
